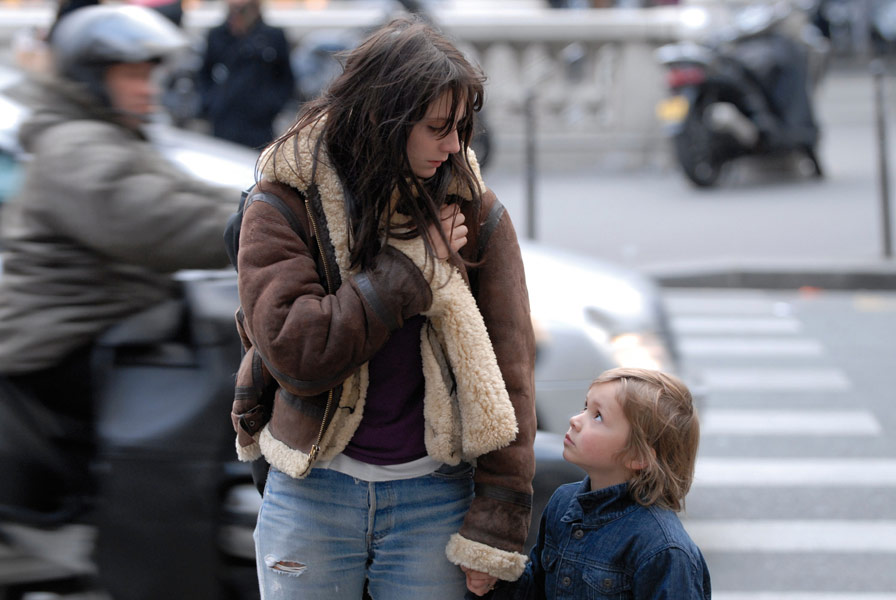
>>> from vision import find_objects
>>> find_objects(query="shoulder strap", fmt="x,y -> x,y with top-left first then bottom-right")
468,198 -> 505,298
225,185 -> 303,271
246,191 -> 304,237
476,198 -> 505,262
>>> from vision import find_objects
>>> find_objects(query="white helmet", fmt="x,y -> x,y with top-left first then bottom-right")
50,4 -> 187,104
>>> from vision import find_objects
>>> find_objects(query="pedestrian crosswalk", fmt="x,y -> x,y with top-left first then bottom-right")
662,288 -> 894,598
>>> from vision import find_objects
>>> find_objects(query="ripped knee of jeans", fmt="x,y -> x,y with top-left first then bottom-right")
264,554 -> 308,576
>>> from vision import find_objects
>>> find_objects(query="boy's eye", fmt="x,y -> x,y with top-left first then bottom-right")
593,411 -> 603,423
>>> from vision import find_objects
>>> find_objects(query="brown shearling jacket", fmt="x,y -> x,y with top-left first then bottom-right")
230,126 -> 536,581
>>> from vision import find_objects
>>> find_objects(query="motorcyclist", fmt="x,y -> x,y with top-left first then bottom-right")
0,2 -> 237,583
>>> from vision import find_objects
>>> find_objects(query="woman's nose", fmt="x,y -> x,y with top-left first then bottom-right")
440,129 -> 461,154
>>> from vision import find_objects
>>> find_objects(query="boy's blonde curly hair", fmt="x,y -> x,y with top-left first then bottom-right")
592,367 -> 700,512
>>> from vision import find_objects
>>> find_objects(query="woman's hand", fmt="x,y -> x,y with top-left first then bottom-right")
428,203 -> 467,259
461,566 -> 498,596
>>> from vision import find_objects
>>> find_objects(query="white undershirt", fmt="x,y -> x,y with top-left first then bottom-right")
316,453 -> 442,482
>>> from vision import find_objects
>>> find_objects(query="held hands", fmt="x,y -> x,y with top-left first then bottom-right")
427,204 -> 468,260
461,566 -> 498,597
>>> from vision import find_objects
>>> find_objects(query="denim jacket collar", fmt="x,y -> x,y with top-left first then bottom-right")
560,478 -> 640,527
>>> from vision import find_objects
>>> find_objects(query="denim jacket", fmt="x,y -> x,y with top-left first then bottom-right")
475,478 -> 711,599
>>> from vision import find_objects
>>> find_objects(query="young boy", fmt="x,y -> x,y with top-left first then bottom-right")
464,367 -> 711,599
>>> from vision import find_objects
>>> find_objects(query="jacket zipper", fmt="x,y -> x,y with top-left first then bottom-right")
300,193 -> 334,476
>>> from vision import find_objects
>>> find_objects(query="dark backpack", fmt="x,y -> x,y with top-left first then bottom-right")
223,185 -> 308,494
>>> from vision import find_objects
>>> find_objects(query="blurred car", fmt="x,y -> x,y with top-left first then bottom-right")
0,59 -> 681,592
0,66 -> 26,215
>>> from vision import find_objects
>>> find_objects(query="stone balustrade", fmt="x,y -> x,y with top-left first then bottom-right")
0,2 -> 708,169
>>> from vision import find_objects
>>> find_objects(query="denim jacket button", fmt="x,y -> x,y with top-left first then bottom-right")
573,529 -> 584,539
562,576 -> 572,586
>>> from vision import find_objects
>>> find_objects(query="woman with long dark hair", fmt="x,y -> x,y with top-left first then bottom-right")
231,16 -> 536,598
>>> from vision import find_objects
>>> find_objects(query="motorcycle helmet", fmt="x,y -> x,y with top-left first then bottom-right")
49,4 -> 187,106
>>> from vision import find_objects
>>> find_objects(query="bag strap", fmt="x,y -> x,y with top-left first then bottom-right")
246,191 -> 304,239
477,199 -> 505,263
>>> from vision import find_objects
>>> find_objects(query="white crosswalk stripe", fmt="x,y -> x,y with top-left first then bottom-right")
679,336 -> 824,357
694,458 -> 896,486
672,315 -> 803,334
681,520 -> 896,552
663,293 -> 794,316
701,409 -> 881,436
699,366 -> 852,391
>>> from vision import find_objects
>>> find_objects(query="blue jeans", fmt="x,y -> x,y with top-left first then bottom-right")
254,463 -> 474,600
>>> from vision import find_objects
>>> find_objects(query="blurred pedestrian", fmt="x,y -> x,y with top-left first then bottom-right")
197,0 -> 295,148
47,0 -> 100,42
11,0 -> 101,73
466,367 -> 711,598
0,3 -> 237,591
128,0 -> 184,26
232,15 -> 537,599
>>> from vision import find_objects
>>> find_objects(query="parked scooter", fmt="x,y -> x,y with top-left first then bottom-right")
655,1 -> 829,187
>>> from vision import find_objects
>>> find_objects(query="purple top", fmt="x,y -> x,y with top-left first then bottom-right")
343,315 -> 427,465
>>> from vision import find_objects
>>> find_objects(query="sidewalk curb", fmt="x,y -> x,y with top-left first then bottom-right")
644,260 -> 896,290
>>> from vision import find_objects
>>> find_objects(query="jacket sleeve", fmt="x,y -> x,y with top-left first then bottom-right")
33,119 -> 237,271
475,510 -> 545,600
447,190 -> 538,581
236,190 -> 433,397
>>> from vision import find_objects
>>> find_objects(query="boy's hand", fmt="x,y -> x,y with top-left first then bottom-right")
460,566 -> 498,596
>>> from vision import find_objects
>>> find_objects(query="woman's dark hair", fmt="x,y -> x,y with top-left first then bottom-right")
266,15 -> 486,270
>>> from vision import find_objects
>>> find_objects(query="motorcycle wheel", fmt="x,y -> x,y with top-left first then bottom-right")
674,96 -> 724,188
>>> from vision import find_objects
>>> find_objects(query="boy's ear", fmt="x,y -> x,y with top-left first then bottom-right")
626,446 -> 656,472
626,457 -> 648,471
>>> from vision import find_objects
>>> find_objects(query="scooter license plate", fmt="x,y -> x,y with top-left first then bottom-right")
656,95 -> 690,124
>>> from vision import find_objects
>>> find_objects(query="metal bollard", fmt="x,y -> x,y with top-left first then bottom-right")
524,88 -> 537,241
871,59 -> 893,259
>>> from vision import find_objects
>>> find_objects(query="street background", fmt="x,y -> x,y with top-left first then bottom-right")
2,1 -> 895,596
485,61 -> 896,279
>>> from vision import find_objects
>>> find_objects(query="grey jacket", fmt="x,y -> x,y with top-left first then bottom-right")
0,75 -> 238,373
